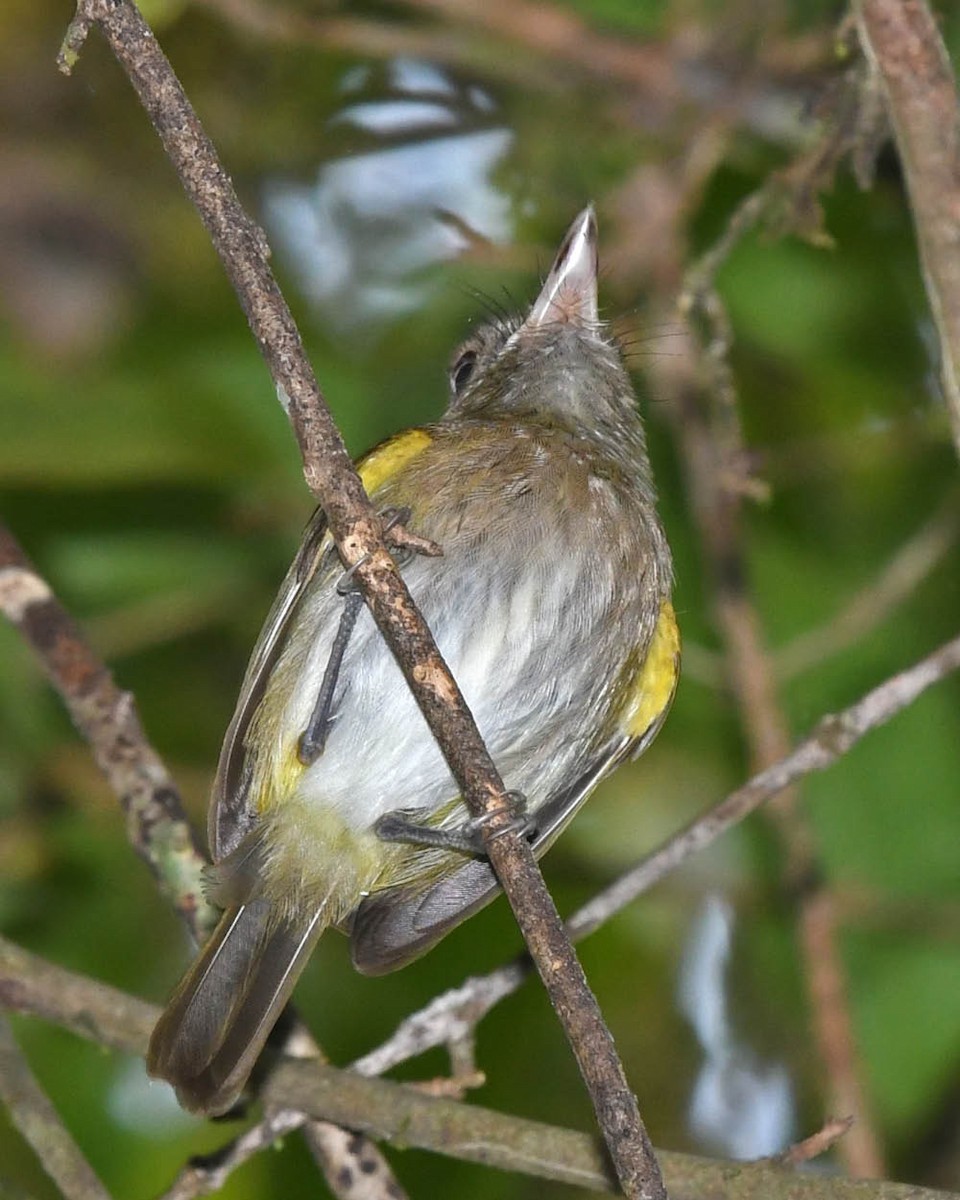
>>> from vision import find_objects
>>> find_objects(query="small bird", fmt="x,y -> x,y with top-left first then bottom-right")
147,207 -> 679,1116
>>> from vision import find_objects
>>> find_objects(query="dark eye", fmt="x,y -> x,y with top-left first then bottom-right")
450,349 -> 477,394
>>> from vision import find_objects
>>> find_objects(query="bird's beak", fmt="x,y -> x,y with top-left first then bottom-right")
524,206 -> 599,331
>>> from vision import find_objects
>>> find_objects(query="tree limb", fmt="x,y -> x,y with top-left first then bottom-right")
0,524 -> 215,942
0,520 -> 403,1198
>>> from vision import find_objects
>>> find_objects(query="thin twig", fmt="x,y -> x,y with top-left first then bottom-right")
574,633 -> 960,929
0,1013 -> 114,1200
352,967 -> 525,1079
357,632 -> 960,1074
854,0 -> 960,459
776,1116 -> 855,1167
57,4 -> 665,1195
2,938 -> 957,1200
299,1124 -> 406,1200
160,1105 -> 407,1200
157,1109 -> 307,1200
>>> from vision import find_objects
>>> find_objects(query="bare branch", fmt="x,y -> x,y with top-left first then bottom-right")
156,1109 -> 308,1200
0,518 -> 404,1196
577,631 -> 960,927
0,523 -> 215,942
56,2 -> 665,1193
299,1124 -> 407,1200
0,937 -> 155,1057
352,966 -> 525,1079
0,940 -> 393,1200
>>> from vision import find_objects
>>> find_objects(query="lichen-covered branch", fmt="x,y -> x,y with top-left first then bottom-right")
0,522 -> 215,941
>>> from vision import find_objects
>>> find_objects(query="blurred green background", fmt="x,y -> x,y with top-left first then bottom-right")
1,0 -> 959,1196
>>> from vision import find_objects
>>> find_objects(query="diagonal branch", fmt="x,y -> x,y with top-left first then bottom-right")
56,2 -> 664,1193
0,523 -> 215,942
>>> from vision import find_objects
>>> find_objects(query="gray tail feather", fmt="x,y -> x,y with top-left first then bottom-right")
147,899 -> 326,1116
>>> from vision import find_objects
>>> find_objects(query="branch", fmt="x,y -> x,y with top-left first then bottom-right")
0,524 -> 215,942
580,632 -> 960,925
854,0 -> 960,459
0,1013 -> 114,1200
156,1108 -> 307,1200
357,631 -> 960,1074
2,938 -> 957,1200
777,1118 -> 856,1167
57,3 -> 664,1194
11,502 -> 956,1192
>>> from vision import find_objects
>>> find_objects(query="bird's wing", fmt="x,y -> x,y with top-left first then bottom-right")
209,427 -> 437,862
209,508 -> 331,861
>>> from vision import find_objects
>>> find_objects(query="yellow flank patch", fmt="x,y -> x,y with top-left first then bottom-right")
358,428 -> 433,496
620,601 -> 681,739
260,736 -> 307,812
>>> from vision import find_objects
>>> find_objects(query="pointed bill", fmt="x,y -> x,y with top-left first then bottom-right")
525,206 -> 599,330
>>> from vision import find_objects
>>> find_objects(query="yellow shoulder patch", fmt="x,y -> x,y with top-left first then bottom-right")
358,428 -> 433,496
620,600 -> 681,739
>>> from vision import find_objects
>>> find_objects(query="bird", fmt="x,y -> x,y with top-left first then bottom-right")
147,206 -> 679,1116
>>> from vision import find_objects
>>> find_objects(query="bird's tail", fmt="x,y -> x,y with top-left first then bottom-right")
147,898 -> 326,1116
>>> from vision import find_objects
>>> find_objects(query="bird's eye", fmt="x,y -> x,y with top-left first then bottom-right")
450,349 -> 478,394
